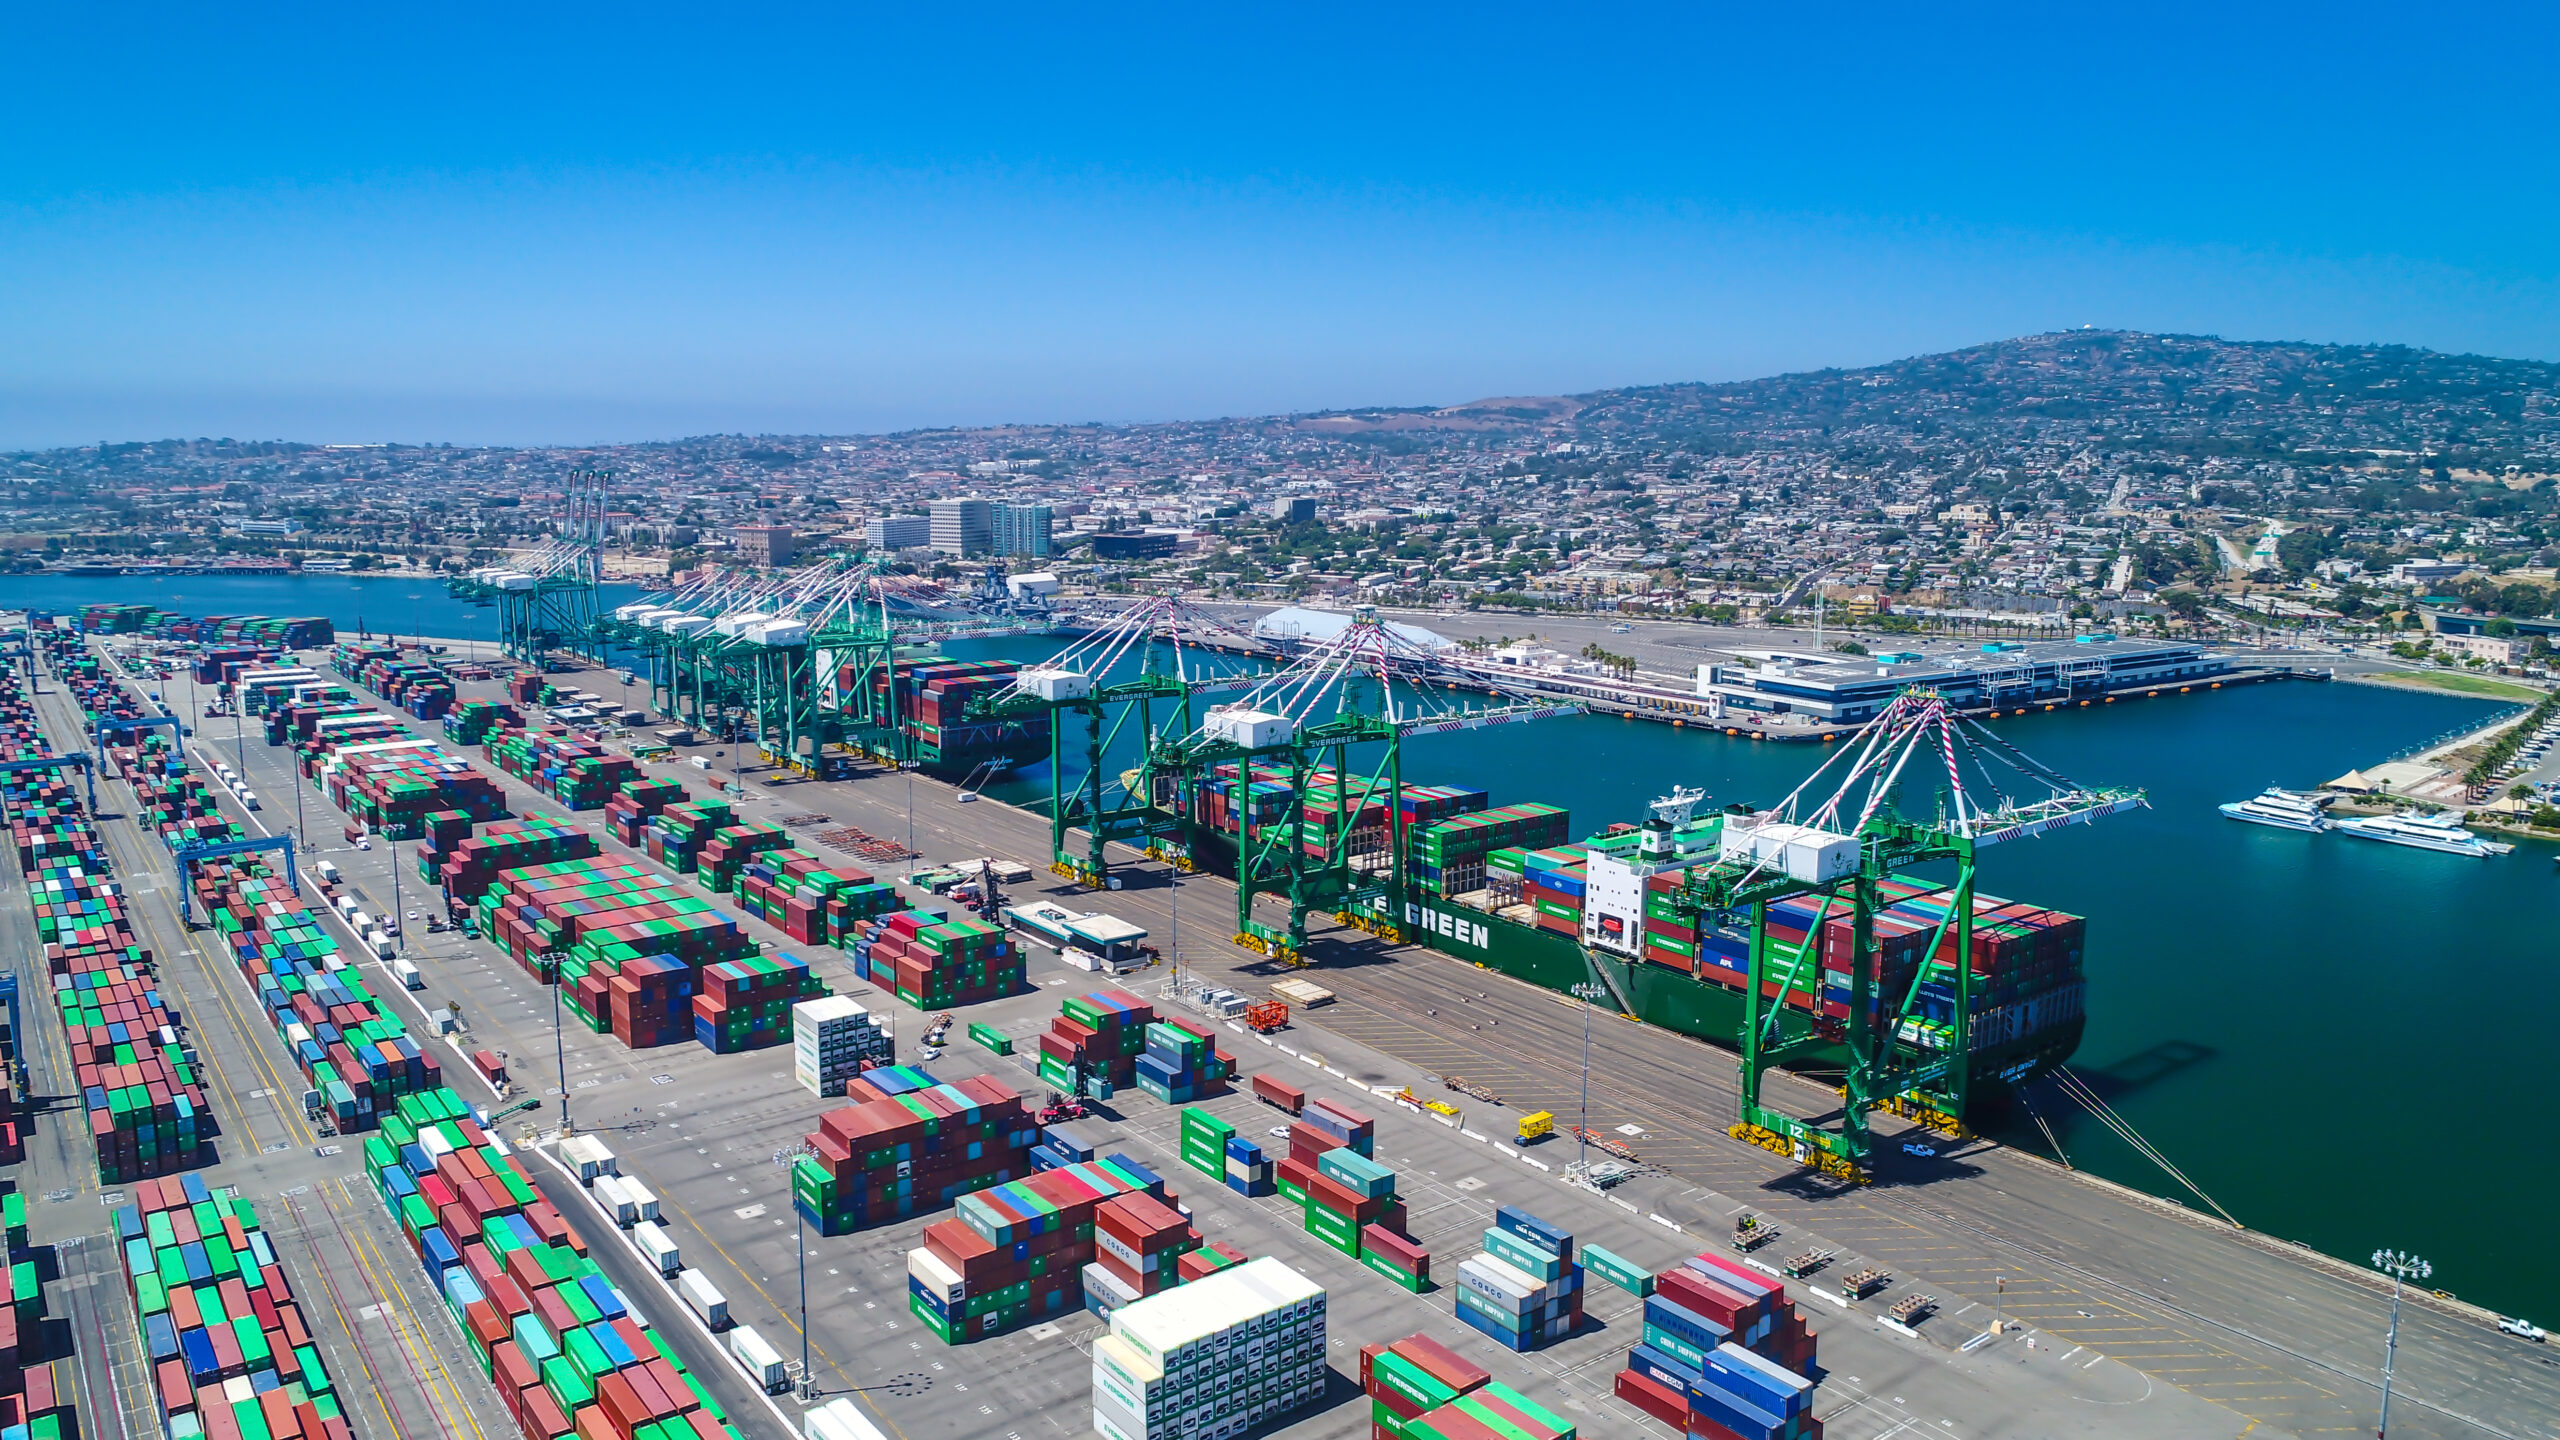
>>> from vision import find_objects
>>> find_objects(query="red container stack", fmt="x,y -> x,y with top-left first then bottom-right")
602,776 -> 689,848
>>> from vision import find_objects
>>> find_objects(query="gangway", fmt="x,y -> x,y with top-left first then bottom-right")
174,834 -> 300,925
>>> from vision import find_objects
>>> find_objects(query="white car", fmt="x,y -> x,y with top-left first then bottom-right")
2500,1317 -> 2548,1342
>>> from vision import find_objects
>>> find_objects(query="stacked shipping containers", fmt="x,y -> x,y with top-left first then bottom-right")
730,848 -> 903,947
1409,803 -> 1569,897
1134,1019 -> 1227,1104
794,1069 -> 1033,1235
1089,1257 -> 1326,1440
643,800 -> 733,874
116,1174 -> 354,1440
193,861 -> 444,1132
1360,1333 -> 1491,1440
905,1154 -> 1163,1343
863,914 -> 1020,1010
436,818 -> 601,904
1452,1206 -> 1584,1352
791,997 -> 893,1096
692,954 -> 825,1053
0,660 -> 215,1183
1615,1250 -> 1821,1440
1515,847 -> 1589,936
359,1088 -> 748,1440
48,639 -> 748,1440
485,730 -> 641,811
1036,990 -> 1153,1096
601,776 -> 687,848
1076,1189 -> 1199,1318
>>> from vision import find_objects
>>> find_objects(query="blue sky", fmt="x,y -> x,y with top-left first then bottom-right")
4,4 -> 2556,447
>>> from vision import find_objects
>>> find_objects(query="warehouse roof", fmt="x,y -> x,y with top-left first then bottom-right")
1252,605 -> 1451,651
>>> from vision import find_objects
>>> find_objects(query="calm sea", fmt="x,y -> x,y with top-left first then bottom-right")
0,573 -> 651,646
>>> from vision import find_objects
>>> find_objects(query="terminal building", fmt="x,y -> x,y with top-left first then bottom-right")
1693,635 -> 2231,724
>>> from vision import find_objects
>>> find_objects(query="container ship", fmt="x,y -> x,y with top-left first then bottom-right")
1179,766 -> 2085,1100
855,654 -> 1052,776
74,604 -> 334,648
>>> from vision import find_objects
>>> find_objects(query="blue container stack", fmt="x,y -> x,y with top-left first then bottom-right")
1614,1250 -> 1821,1440
1133,1020 -> 1222,1104
1223,1135 -> 1274,1196
1452,1205 -> 1584,1351
1029,1119 -> 1106,1172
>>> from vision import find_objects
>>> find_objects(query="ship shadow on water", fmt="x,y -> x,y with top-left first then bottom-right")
2071,1039 -> 2218,1102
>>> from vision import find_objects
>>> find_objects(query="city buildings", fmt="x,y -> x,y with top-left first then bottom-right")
866,515 -> 931,550
4,333 -> 2553,668
930,497 -> 994,556
730,524 -> 796,567
994,502 -> 1053,558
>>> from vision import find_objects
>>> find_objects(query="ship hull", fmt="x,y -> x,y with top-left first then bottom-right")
2333,822 -> 2498,856
1387,894 -> 2082,1103
2218,803 -> 2327,833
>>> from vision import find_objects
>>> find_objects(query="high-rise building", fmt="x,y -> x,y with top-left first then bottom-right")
993,503 -> 1053,558
1270,495 -> 1318,524
929,498 -> 995,556
866,515 -> 932,550
730,524 -> 796,568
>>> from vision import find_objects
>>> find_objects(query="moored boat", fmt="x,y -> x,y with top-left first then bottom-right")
2333,810 -> 2512,857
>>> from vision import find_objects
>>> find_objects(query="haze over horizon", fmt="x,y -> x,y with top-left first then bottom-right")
7,4 -> 2558,450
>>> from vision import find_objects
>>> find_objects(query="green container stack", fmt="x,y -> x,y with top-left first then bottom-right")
1410,803 -> 1571,897
1178,1108 -> 1234,1181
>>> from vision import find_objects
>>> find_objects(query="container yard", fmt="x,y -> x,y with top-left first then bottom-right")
17,619 -> 2553,1440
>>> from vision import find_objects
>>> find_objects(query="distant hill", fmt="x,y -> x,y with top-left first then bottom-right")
1567,330 -> 2560,469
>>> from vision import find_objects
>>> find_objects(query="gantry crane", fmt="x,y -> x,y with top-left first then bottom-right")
1653,686 -> 2142,1180
1130,606 -> 1578,964
446,469 -> 611,668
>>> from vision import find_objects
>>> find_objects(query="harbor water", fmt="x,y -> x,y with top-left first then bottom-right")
0,572 -> 649,649
6,575 -> 2549,1318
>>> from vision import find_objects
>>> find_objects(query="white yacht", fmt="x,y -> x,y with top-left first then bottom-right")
2332,810 -> 2513,857
2217,787 -> 2331,833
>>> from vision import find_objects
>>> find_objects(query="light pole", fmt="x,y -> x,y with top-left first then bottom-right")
542,950 -> 573,1135
1569,982 -> 1606,1172
772,1144 -> 820,1400
389,840 -> 404,955
2372,1249 -> 2430,1438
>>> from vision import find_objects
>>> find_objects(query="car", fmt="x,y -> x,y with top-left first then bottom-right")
2500,1317 -> 2548,1342
1901,1143 -> 1938,1158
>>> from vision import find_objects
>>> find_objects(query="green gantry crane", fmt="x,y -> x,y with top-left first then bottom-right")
1643,686 -> 2142,1180
446,468 -> 611,668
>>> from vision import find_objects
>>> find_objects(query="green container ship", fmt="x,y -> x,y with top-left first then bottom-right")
1182,766 -> 2085,1105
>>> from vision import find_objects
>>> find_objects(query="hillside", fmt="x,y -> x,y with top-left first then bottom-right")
1569,330 -> 2560,472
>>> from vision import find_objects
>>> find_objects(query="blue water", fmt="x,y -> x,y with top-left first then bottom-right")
0,573 -> 652,646
16,578 -> 2549,1315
